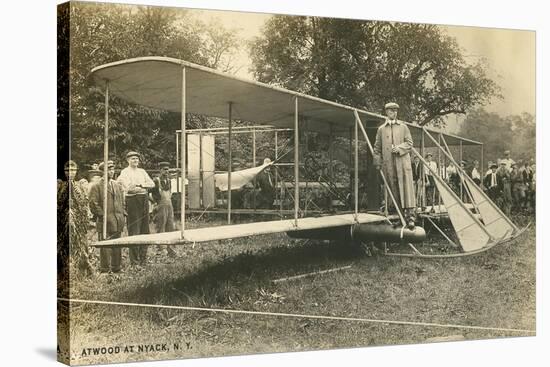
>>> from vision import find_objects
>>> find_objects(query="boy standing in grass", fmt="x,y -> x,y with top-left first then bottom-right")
152,162 -> 177,258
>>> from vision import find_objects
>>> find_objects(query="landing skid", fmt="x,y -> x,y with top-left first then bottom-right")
383,223 -> 531,259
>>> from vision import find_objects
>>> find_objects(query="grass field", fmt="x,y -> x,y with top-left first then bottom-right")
62,214 -> 535,365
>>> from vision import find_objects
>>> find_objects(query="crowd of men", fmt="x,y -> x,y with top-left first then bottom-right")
411,149 -> 535,216
62,151 -> 177,275
482,152 -> 536,215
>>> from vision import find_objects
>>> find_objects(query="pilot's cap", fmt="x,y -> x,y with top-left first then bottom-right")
384,102 -> 399,110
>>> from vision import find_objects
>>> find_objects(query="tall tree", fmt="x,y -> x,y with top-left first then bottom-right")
250,16 -> 500,126
68,3 -> 240,168
458,109 -> 535,166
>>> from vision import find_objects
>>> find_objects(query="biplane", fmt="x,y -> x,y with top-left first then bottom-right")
90,56 -> 528,258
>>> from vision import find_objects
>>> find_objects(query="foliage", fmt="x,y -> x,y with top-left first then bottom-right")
68,3 -> 241,169
58,3 -> 71,179
57,179 -> 93,278
250,17 -> 500,126
458,108 -> 535,166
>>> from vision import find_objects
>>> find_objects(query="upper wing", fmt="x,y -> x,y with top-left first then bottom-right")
90,57 -> 480,147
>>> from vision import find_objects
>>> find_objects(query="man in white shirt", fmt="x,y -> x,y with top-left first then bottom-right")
445,162 -> 457,179
471,160 -> 481,185
499,150 -> 515,172
117,151 -> 155,267
424,153 -> 438,206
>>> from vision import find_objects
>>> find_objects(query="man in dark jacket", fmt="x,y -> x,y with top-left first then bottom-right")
89,160 -> 126,273
412,156 -> 422,183
483,162 -> 500,203
255,158 -> 275,209
497,160 -> 512,215
151,162 -> 177,258
412,156 -> 423,207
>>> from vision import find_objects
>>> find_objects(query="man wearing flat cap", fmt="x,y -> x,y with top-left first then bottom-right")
58,160 -> 93,276
88,169 -> 102,183
496,160 -> 512,215
510,162 -> 524,211
151,162 -> 177,258
255,157 -> 275,209
86,169 -> 102,196
424,152 -> 438,206
117,151 -> 155,267
89,160 -> 126,273
483,162 -> 500,202
373,102 -> 416,228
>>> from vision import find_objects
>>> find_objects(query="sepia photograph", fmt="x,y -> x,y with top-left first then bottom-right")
54,0 -> 538,365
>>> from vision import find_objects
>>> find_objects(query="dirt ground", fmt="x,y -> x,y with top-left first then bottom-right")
61,213 -> 535,365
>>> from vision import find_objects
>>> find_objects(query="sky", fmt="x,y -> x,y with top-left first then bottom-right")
443,25 -> 535,117
191,8 -> 535,120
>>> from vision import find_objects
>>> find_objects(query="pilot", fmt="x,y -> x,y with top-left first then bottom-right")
373,102 -> 416,229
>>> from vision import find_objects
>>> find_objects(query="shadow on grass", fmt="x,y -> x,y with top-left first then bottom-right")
117,213 -> 535,311
121,239 -> 368,307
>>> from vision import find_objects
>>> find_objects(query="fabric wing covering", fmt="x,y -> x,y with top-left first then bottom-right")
215,162 -> 273,191
91,57 -> 481,147
433,175 -> 492,252
463,178 -> 518,238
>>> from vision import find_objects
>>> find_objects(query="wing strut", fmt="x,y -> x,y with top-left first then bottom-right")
439,135 -> 481,216
423,128 -> 518,240
411,147 -> 493,252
